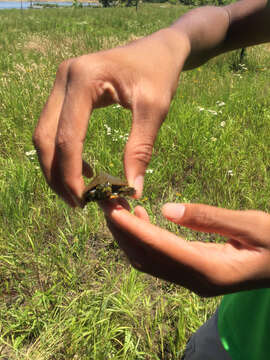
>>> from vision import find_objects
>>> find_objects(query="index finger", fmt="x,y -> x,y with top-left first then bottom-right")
162,203 -> 270,247
55,62 -> 93,204
33,60 -> 81,207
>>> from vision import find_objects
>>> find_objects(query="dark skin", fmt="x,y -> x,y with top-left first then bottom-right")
100,200 -> 270,297
33,0 -> 270,207
34,0 -> 270,295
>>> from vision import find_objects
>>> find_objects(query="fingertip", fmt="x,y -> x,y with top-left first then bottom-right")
131,174 -> 144,199
134,205 -> 150,222
99,197 -> 130,215
162,203 -> 186,223
66,178 -> 86,207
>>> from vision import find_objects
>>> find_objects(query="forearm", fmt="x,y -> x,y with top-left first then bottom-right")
169,0 -> 270,70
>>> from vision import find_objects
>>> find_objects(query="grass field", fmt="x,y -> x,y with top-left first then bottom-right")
0,3 -> 270,359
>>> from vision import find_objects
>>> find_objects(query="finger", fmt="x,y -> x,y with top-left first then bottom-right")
102,205 -> 219,275
104,204 -> 270,295
33,60 -> 72,184
103,205 -> 187,255
134,206 -> 150,222
33,60 -> 78,207
55,62 -> 93,204
124,94 -> 169,198
99,197 -> 131,213
162,203 -> 270,247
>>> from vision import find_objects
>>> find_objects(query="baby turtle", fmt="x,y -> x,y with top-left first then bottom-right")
83,172 -> 135,203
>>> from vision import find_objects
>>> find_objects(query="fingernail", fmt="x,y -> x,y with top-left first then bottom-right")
133,175 -> 144,198
163,203 -> 186,222
99,199 -> 124,214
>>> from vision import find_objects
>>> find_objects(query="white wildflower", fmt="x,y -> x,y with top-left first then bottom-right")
113,104 -> 121,109
228,170 -> 234,176
104,124 -> 112,135
25,149 -> 37,157
207,110 -> 218,115
211,137 -> 217,142
220,121 -> 226,127
216,101 -> 226,107
239,63 -> 248,71
198,106 -> 205,112
146,169 -> 154,174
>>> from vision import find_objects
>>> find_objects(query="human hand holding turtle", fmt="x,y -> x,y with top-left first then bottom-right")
100,199 -> 270,297
33,1 -> 270,207
33,29 -> 189,207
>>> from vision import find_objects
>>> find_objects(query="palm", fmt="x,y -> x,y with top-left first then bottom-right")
101,201 -> 270,297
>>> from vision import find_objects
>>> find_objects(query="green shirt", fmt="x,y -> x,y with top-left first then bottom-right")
218,289 -> 270,360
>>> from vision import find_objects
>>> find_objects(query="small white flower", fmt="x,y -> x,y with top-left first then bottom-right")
104,124 -> 112,135
220,121 -> 226,127
228,170 -> 234,176
211,137 -> 217,142
198,106 -> 205,112
239,63 -> 248,71
207,110 -> 218,115
146,169 -> 154,174
216,101 -> 225,107
234,74 -> 243,79
113,104 -> 121,109
25,149 -> 37,157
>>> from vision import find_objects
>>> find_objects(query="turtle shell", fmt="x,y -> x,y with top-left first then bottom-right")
83,172 -> 135,203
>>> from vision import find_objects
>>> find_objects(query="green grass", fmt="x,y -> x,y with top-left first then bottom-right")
1,3 -> 270,359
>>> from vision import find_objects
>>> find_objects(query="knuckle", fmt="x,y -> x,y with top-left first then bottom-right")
154,95 -> 170,117
189,207 -> 215,228
55,59 -> 74,84
55,129 -> 75,150
67,57 -> 88,82
57,59 -> 73,77
55,133 -> 67,149
32,129 -> 42,150
32,128 -> 51,152
55,138 -> 71,157
136,86 -> 170,117
142,94 -> 169,115
127,142 -> 153,167
243,210 -> 270,241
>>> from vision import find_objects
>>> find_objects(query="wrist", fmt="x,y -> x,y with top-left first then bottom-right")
154,27 -> 191,71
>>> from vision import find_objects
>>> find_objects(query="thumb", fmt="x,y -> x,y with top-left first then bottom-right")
124,95 -> 169,198
162,203 -> 270,247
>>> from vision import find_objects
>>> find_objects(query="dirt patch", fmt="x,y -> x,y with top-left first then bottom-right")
101,34 -> 141,50
24,34 -> 51,55
23,34 -> 77,59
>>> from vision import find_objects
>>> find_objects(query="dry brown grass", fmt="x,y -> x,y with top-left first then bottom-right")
23,34 -> 52,55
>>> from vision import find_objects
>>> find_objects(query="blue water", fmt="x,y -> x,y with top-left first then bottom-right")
0,1 -> 98,9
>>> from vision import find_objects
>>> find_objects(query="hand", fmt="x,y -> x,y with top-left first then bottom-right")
33,29 -> 190,207
100,200 -> 270,297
